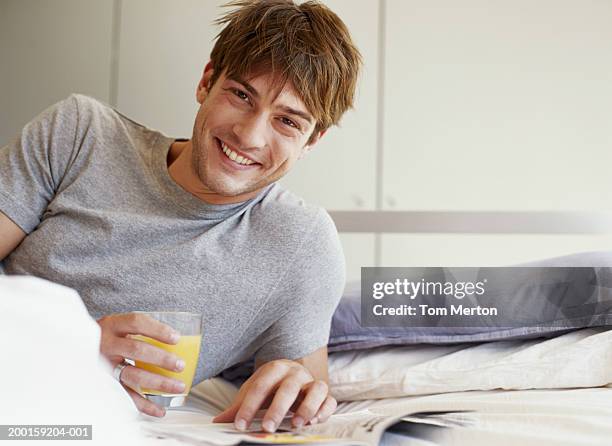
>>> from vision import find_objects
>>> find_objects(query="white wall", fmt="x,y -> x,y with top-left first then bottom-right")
115,0 -> 220,137
378,0 -> 612,278
382,0 -> 612,212
2,0 -> 612,281
0,0 -> 114,143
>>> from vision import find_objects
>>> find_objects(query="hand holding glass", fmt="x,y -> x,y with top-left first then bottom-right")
131,311 -> 202,408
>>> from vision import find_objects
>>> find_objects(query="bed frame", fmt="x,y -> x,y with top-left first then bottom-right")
328,210 -> 612,234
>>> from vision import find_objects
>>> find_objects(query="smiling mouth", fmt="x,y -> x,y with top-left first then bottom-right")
215,137 -> 259,167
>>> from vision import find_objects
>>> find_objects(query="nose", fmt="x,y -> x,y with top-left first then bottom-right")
232,112 -> 268,150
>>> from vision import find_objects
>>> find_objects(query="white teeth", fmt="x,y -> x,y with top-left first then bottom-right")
220,141 -> 255,166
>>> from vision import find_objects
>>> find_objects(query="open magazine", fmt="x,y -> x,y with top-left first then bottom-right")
138,379 -> 473,446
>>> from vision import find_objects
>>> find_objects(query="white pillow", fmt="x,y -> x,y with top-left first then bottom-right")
329,327 -> 612,401
0,276 -> 143,444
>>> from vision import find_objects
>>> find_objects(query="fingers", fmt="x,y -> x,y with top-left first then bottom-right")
116,337 -> 185,372
232,373 -> 281,431
212,375 -> 256,426
97,312 -> 187,418
124,385 -> 166,418
120,364 -> 186,396
212,374 -> 260,426
98,313 -> 184,372
261,378 -> 303,432
213,361 -> 300,430
213,392 -> 274,424
213,402 -> 241,424
237,365 -> 311,432
101,313 -> 180,345
211,360 -> 333,434
290,381 -> 329,428
311,395 -> 337,425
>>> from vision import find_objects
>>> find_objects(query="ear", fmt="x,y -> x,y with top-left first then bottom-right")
298,129 -> 326,160
196,61 -> 215,104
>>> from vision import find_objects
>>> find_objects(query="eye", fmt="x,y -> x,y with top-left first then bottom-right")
280,117 -> 299,129
234,89 -> 249,101
233,88 -> 250,103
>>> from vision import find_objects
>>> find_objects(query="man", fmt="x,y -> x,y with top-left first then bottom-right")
0,0 -> 361,433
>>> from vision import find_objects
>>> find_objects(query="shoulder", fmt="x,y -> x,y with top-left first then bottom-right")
252,184 -> 345,279
62,93 -> 111,121
66,93 -> 122,119
259,187 -> 346,309
28,94 -> 141,132
66,93 -> 104,110
37,94 -> 120,137
63,94 -> 160,139
21,94 -> 83,135
256,184 -> 340,248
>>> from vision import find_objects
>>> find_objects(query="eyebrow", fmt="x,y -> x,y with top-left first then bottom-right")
279,106 -> 313,125
230,76 -> 314,125
233,77 -> 260,99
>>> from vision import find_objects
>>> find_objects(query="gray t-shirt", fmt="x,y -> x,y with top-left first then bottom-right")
0,94 -> 345,383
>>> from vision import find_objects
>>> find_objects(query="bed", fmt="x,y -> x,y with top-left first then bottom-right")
323,210 -> 612,445
143,329 -> 612,445
3,210 -> 612,445
139,210 -> 612,445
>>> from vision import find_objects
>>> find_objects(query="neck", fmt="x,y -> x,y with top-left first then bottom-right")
167,140 -> 260,205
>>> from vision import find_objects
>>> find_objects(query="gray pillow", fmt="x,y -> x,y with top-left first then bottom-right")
328,251 -> 612,352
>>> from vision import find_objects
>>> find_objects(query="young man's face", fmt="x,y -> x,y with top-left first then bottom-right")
190,66 -> 322,199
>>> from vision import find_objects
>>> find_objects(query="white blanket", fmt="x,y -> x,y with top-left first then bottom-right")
3,275 -> 610,446
146,379 -> 612,446
337,387 -> 612,446
329,327 -> 612,401
0,276 -> 143,444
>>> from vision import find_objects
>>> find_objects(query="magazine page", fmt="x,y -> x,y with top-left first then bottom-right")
138,401 -> 433,446
140,415 -> 360,446
297,409 -> 404,445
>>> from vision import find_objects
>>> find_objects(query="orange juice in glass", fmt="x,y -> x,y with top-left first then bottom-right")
132,311 -> 202,408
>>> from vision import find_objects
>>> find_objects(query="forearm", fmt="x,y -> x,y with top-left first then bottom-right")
294,346 -> 329,383
0,211 -> 26,261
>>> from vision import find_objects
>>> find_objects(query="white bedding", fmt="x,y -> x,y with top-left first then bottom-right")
134,339 -> 612,445
337,387 -> 612,446
3,275 -> 609,445
147,379 -> 612,446
0,276 -> 143,445
329,327 -> 612,401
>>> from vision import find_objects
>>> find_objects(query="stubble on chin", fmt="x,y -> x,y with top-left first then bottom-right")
190,139 -> 206,185
190,137 -> 248,197
190,132 -> 274,198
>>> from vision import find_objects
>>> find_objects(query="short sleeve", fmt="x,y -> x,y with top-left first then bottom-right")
254,210 -> 346,363
0,95 -> 80,233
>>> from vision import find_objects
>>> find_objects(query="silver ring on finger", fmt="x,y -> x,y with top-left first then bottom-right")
113,360 -> 130,382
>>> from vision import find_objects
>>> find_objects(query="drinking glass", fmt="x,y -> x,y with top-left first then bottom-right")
131,311 -> 203,408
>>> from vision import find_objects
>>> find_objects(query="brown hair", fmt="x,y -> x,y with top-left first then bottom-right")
210,0 -> 362,143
